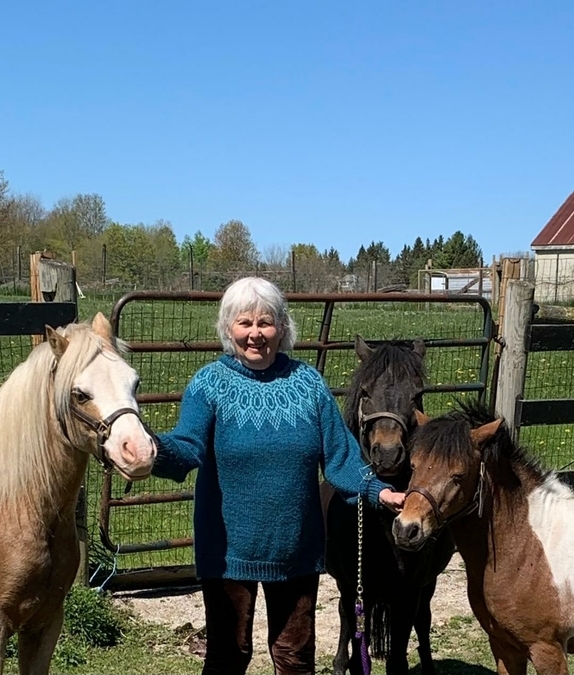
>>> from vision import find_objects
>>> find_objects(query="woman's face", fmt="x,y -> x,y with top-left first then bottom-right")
229,310 -> 283,370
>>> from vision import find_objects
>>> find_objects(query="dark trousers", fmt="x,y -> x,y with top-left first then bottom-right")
201,573 -> 319,675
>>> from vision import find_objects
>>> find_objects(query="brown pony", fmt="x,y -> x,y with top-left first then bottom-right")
0,313 -> 156,674
393,401 -> 574,675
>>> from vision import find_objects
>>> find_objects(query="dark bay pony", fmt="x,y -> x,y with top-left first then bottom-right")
324,336 -> 454,675
0,314 -> 156,674
394,402 -> 574,675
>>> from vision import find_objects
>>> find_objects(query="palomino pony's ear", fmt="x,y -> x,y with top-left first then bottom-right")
92,312 -> 113,341
355,335 -> 374,362
415,409 -> 432,426
45,325 -> 69,360
470,419 -> 503,446
412,338 -> 426,359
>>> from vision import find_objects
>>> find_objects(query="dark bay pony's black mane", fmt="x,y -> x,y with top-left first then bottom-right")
344,340 -> 426,437
412,400 -> 550,494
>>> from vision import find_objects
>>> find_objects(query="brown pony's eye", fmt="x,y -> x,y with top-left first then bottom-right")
73,390 -> 91,405
452,474 -> 464,484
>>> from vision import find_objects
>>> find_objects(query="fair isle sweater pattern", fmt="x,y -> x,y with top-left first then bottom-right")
153,353 -> 389,582
191,356 -> 321,430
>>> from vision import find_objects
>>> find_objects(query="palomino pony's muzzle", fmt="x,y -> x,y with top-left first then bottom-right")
69,404 -> 147,473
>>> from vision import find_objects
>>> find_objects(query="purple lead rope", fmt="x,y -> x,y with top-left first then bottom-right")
355,600 -> 371,675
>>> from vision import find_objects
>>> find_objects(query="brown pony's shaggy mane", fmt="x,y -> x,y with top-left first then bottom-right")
411,399 -> 549,493
345,340 -> 426,436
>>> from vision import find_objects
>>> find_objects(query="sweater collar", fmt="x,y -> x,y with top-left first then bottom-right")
219,352 -> 291,380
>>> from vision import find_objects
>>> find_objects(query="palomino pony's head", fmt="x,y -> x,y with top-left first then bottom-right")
0,313 -> 156,502
47,312 -> 157,480
393,404 -> 503,551
345,336 -> 426,477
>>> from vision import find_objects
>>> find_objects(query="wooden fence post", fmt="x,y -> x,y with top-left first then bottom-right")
495,280 -> 535,439
30,253 -> 78,344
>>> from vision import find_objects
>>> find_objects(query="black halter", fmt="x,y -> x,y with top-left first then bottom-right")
357,396 -> 409,456
405,461 -> 486,530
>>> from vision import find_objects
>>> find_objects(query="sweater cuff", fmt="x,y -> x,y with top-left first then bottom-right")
364,477 -> 394,509
151,436 -> 190,483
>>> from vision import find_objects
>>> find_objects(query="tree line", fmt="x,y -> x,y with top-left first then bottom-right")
0,169 -> 483,293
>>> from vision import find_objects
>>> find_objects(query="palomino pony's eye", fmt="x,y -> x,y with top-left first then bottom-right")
72,389 -> 91,405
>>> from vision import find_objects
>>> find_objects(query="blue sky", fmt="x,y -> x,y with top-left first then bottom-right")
2,1 -> 573,264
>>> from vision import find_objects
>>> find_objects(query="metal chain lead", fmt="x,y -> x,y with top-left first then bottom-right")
355,494 -> 365,633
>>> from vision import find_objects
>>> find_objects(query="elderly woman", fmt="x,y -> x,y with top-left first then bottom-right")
152,276 -> 403,675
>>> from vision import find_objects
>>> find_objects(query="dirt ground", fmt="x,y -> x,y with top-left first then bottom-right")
114,553 -> 472,671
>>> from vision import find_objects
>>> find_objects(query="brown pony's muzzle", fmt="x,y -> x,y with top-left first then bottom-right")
392,516 -> 428,551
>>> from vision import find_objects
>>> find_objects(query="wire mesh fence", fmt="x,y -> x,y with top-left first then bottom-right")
86,293 -> 492,576
520,336 -> 574,470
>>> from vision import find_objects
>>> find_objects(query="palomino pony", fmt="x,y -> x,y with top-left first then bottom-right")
0,313 -> 156,674
324,336 -> 454,675
393,401 -> 574,675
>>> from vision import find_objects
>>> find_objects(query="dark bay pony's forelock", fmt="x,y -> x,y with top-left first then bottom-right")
344,341 -> 426,437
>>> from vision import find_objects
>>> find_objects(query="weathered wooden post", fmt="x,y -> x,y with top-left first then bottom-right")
495,280 -> 535,439
30,252 -> 78,345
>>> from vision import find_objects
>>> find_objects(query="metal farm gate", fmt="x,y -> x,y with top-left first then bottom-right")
89,291 -> 494,590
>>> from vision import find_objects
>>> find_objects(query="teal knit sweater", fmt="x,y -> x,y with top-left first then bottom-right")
153,353 -> 390,581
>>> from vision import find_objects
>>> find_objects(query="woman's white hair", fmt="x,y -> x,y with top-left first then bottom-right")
217,277 -> 297,355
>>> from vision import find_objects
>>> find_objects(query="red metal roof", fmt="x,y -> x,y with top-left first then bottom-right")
531,191 -> 574,247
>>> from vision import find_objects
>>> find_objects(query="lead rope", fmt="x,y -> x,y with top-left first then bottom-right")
355,494 -> 371,675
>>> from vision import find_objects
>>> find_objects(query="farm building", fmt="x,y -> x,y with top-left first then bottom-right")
428,269 -> 493,300
531,191 -> 574,303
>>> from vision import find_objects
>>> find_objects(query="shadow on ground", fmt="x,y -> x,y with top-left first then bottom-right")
409,660 -> 494,674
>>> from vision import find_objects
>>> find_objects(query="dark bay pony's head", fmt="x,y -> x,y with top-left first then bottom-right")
345,335 -> 426,478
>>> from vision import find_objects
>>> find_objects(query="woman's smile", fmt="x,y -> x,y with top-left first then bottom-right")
230,312 -> 283,370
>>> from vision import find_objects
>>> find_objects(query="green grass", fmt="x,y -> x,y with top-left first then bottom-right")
3,609 -> 573,674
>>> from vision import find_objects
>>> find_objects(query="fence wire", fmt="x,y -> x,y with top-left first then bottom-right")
87,296 -> 490,574
521,347 -> 574,470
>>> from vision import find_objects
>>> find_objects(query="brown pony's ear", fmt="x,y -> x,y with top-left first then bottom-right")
92,312 -> 113,340
46,325 -> 69,360
415,409 -> 431,426
355,335 -> 374,362
412,338 -> 426,359
470,419 -> 503,446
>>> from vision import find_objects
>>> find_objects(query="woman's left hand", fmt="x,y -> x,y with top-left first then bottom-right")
379,488 -> 405,514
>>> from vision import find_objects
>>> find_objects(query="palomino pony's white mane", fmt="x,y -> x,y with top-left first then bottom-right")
0,322 -> 124,506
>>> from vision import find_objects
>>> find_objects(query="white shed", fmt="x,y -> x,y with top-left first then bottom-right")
531,192 -> 574,303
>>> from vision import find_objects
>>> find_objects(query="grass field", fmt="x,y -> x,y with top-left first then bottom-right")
1,609 -> 572,673
2,293 -> 574,575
